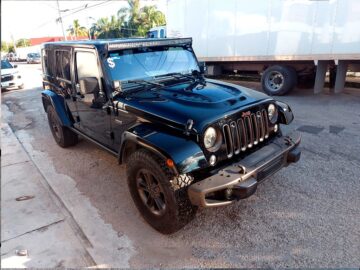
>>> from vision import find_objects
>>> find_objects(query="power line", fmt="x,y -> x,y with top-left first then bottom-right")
59,2 -> 94,13
61,0 -> 113,19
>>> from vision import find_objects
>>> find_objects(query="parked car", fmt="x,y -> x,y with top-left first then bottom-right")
27,53 -> 41,64
41,38 -> 301,234
1,60 -> 24,90
6,52 -> 19,62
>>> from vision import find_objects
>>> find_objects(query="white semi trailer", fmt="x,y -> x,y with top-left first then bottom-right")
166,0 -> 360,95
16,45 -> 41,62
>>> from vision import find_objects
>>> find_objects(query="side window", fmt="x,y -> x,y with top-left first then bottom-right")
55,50 -> 71,80
42,49 -> 55,77
41,49 -> 48,75
75,51 -> 100,82
160,29 -> 165,38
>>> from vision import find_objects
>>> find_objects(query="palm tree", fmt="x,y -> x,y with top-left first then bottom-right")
67,20 -> 88,39
93,15 -> 123,39
141,6 -> 165,28
90,0 -> 166,39
117,0 -> 166,37
138,5 -> 166,36
117,0 -> 141,37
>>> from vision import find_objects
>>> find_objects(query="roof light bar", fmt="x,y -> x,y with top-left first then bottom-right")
108,38 -> 192,50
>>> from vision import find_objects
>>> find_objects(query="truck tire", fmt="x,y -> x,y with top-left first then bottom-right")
127,149 -> 197,234
47,106 -> 78,147
262,65 -> 297,95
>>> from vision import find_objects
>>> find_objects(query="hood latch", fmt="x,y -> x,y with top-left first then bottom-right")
184,119 -> 194,136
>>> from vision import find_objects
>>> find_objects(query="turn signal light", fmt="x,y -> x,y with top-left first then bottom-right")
166,159 -> 175,168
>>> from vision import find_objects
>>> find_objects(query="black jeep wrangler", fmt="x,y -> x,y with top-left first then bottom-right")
41,38 -> 301,234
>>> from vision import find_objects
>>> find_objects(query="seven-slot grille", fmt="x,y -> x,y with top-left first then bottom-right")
222,109 -> 269,158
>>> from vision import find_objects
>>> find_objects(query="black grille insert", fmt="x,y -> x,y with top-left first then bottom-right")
2,75 -> 14,82
222,109 -> 270,158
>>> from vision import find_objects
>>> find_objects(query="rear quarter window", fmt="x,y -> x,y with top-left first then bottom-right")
42,49 -> 55,77
55,50 -> 71,81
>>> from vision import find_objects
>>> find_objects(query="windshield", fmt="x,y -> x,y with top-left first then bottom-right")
29,53 -> 40,58
106,46 -> 199,82
1,60 -> 13,69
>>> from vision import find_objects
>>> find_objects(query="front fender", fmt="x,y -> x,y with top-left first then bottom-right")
41,90 -> 72,127
119,124 -> 208,174
276,101 -> 294,125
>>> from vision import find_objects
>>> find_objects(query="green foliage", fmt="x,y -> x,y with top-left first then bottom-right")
67,19 -> 89,38
1,41 -> 15,53
1,41 -> 9,52
92,15 -> 123,39
8,44 -> 15,53
15,38 -> 30,47
92,0 -> 166,39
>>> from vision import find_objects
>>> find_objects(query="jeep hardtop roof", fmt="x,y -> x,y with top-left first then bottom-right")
42,38 -> 192,52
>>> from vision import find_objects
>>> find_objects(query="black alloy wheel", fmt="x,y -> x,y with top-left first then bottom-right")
136,168 -> 167,216
46,106 -> 78,147
127,149 -> 197,234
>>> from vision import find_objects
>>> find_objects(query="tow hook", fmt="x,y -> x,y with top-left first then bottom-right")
284,136 -> 293,145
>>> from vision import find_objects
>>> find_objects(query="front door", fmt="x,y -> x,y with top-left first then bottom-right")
73,49 -> 112,148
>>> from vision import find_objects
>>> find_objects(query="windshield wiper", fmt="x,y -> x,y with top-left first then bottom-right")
155,72 -> 196,81
119,79 -> 164,95
124,79 -> 164,87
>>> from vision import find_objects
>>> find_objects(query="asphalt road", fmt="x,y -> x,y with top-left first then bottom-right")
2,63 -> 360,268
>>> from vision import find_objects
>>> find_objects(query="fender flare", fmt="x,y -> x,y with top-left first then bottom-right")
41,90 -> 72,127
276,101 -> 294,125
118,125 -> 208,175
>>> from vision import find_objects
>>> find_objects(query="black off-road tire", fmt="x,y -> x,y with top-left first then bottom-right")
47,106 -> 78,148
261,65 -> 297,95
127,149 -> 197,234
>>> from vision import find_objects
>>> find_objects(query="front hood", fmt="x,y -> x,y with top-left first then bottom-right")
119,79 -> 270,132
1,68 -> 17,76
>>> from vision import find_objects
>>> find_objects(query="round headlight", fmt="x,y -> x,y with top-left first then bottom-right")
204,127 -> 217,149
268,104 -> 278,124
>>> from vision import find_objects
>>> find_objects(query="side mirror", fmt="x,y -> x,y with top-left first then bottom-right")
14,64 -> 18,68
198,62 -> 206,74
79,77 -> 100,95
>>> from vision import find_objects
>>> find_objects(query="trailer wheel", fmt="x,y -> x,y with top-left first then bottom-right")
262,65 -> 297,95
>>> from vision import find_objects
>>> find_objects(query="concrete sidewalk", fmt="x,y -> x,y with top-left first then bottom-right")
1,123 -> 96,268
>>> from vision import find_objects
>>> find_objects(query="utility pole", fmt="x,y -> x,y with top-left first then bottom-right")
87,17 -> 95,40
10,34 -> 17,53
56,0 -> 67,40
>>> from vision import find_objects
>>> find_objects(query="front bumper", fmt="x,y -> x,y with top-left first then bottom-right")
1,75 -> 23,89
28,59 -> 41,63
188,131 -> 301,207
